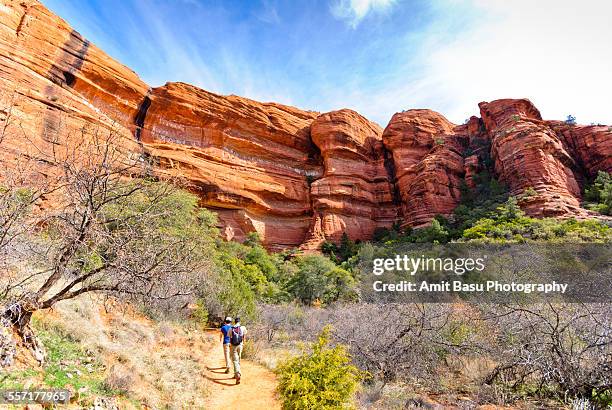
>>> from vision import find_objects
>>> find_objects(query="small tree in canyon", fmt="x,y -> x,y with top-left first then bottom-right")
1,93 -> 58,301
2,122 -> 217,342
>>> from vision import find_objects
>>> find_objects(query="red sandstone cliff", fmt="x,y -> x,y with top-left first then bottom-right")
304,109 -> 397,249
139,83 -> 321,250
0,0 -> 610,250
382,109 -> 467,228
479,99 -> 585,217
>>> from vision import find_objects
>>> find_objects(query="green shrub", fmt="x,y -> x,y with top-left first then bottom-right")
409,218 -> 449,243
305,174 -> 316,186
584,171 -> 612,215
276,325 -> 362,409
462,198 -> 611,243
286,255 -> 357,305
216,260 -> 258,321
192,299 -> 209,328
212,232 -> 294,307
338,232 -> 358,262
321,240 -> 339,262
372,227 -> 392,242
443,171 -> 509,239
519,186 -> 537,200
390,218 -> 450,244
245,244 -> 278,281
321,233 -> 359,263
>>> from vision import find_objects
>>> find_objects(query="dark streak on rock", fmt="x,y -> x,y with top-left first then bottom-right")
16,5 -> 29,36
134,93 -> 152,141
383,146 -> 402,206
48,30 -> 89,87
42,30 -> 90,140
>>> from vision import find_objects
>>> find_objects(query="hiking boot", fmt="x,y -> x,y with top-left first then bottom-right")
235,372 -> 241,384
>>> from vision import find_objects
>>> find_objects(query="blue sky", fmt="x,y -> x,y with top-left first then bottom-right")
42,0 -> 612,126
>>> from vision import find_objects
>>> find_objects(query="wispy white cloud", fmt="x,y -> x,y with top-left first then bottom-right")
47,0 -> 612,128
111,0 -> 224,91
411,0 -> 612,125
323,0 -> 612,126
255,0 -> 281,24
330,0 -> 398,28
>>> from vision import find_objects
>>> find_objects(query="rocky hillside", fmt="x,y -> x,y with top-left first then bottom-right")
0,0 -> 610,250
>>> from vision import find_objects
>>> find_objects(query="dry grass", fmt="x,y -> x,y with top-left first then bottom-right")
34,295 -> 212,409
253,344 -> 295,371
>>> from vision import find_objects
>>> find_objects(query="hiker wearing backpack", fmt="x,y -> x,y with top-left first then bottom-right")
219,317 -> 233,374
228,317 -> 247,384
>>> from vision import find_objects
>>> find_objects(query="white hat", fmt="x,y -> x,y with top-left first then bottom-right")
225,316 -> 233,322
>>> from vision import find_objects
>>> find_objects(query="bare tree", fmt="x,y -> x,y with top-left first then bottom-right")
0,92 -> 58,301
0,185 -> 36,298
481,303 -> 611,403
2,121 -> 216,337
255,303 -> 474,387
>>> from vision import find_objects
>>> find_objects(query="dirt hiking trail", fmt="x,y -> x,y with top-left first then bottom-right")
202,330 -> 281,409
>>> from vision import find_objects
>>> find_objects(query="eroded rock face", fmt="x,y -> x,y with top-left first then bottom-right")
305,109 -> 398,249
548,121 -> 612,179
1,1 -> 611,250
0,0 -> 320,250
478,99 -> 585,217
0,0 -> 143,170
139,82 -> 321,250
382,110 -> 467,227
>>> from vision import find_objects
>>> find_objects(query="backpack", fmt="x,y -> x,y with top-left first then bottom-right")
230,326 -> 243,346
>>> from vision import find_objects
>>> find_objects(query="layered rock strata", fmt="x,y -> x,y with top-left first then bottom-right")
1,0 -> 610,249
304,109 -> 398,249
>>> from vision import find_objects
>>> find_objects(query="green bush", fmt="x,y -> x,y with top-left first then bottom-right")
192,299 -> 209,328
214,255 -> 258,321
321,232 -> 359,263
276,325 -> 362,409
321,240 -> 338,262
338,232 -> 358,262
408,218 -> 449,243
286,255 -> 357,305
462,197 -> 611,243
371,227 -> 391,242
210,231 -> 296,313
449,172 -> 509,238
584,171 -> 612,215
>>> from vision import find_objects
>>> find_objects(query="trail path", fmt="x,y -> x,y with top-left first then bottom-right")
202,330 -> 281,409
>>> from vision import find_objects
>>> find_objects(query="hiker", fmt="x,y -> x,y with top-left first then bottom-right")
219,316 -> 232,374
228,316 -> 247,384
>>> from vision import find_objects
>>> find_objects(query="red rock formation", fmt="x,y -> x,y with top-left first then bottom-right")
382,110 -> 467,227
1,1 -> 611,250
548,122 -> 612,178
139,82 -> 320,250
0,0 -> 143,164
478,99 -> 585,217
0,0 -> 321,250
464,155 -> 480,189
304,109 -> 397,249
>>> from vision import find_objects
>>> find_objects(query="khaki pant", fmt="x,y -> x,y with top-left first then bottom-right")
230,343 -> 243,375
223,343 -> 231,370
